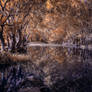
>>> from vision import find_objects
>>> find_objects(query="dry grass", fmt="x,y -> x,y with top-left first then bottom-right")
0,52 -> 30,65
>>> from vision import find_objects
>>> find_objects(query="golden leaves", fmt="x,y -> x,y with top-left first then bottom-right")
46,0 -> 53,10
1,16 -> 7,24
0,0 -> 5,7
71,0 -> 80,8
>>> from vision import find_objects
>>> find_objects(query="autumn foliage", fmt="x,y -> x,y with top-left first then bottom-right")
0,0 -> 91,53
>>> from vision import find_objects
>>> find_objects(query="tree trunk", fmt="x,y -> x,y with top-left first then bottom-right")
11,33 -> 16,53
17,29 -> 22,48
0,25 -> 5,51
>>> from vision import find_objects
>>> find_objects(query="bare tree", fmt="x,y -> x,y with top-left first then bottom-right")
0,0 -> 33,52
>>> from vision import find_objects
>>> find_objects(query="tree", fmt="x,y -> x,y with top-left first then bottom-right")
0,0 -> 32,52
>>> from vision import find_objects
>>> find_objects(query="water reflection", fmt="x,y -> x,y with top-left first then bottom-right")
28,45 -> 92,64
0,42 -> 92,92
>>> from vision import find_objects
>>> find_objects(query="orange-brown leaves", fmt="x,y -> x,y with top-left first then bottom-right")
0,0 -> 5,7
46,0 -> 53,10
1,16 -> 7,24
48,25 -> 66,42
